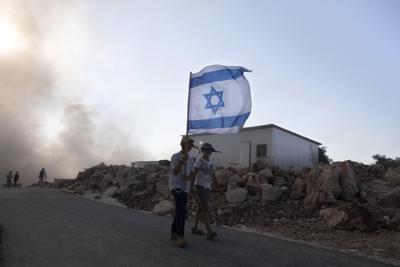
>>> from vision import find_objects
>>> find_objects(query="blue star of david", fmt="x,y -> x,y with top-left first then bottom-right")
203,86 -> 225,114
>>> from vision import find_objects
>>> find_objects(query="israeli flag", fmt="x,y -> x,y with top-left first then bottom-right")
188,65 -> 252,134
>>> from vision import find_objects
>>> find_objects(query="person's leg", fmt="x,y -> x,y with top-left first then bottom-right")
171,190 -> 187,235
192,206 -> 205,235
171,190 -> 179,236
202,189 -> 217,238
175,191 -> 187,237
196,186 -> 210,231
194,205 -> 202,229
194,186 -> 211,235
174,190 -> 188,247
203,207 -> 212,233
193,186 -> 203,231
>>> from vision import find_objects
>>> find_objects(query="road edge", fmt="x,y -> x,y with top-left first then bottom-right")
221,225 -> 399,267
58,188 -> 399,266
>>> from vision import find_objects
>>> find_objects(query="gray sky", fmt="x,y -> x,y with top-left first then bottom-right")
0,0 -> 399,180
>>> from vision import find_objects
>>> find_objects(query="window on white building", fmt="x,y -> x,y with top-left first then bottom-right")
256,144 -> 267,158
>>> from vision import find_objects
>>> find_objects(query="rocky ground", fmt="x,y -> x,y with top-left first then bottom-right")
40,159 -> 400,265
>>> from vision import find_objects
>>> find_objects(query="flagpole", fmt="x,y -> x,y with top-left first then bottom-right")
185,72 -> 192,194
185,72 -> 192,138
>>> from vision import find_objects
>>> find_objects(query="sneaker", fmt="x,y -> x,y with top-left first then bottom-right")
176,237 -> 187,248
171,231 -> 178,241
207,231 -> 218,240
191,227 -> 205,235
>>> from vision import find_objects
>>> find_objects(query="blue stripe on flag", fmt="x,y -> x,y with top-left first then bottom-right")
190,68 -> 247,89
188,112 -> 250,130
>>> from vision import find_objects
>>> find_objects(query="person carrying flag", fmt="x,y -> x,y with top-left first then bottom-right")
169,136 -> 197,248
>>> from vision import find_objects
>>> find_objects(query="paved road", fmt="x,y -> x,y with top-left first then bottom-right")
0,188 -> 393,267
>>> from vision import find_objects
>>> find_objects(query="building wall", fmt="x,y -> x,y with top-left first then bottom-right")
191,128 -> 273,168
191,133 -> 241,167
272,128 -> 319,169
191,127 -> 319,170
241,128 -> 273,164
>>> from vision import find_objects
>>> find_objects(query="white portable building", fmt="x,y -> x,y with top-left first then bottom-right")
190,124 -> 321,169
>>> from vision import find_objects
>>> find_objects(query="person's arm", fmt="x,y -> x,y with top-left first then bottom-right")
185,167 -> 198,181
183,158 -> 197,182
186,158 -> 200,182
185,167 -> 197,198
172,154 -> 187,175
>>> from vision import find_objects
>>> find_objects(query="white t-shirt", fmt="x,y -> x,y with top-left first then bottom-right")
194,158 -> 214,189
169,152 -> 195,192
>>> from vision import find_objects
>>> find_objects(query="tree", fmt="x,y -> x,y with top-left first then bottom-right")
318,146 -> 332,164
372,154 -> 400,169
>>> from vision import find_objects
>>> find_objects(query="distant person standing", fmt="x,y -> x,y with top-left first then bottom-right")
14,171 -> 20,187
169,137 -> 197,248
38,168 -> 47,185
6,171 -> 13,187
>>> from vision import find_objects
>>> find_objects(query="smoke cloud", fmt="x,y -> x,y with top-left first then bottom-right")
0,1 -> 145,184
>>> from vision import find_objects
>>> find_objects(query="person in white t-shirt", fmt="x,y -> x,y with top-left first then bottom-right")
169,136 -> 197,248
191,143 -> 219,239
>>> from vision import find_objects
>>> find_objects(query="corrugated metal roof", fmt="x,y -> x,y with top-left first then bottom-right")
189,123 -> 322,145
242,124 -> 321,145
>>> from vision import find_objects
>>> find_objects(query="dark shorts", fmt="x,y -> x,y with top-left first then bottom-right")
195,185 -> 210,210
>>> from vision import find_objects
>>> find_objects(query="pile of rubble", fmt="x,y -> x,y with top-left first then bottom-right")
55,160 -> 400,233
48,160 -> 400,263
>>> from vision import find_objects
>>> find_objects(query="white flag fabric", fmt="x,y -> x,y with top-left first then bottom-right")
188,65 -> 252,134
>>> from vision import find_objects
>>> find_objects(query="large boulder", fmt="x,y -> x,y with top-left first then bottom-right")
227,174 -> 241,190
367,164 -> 386,177
290,191 -> 305,200
153,200 -> 174,215
319,202 -> 377,232
125,175 -> 140,185
144,164 -> 162,173
273,176 -> 287,187
156,181 -> 170,199
360,178 -> 400,208
115,185 -> 129,195
225,188 -> 248,204
236,168 -> 250,178
114,175 -> 128,186
158,160 -> 170,167
387,212 -> 400,231
99,173 -> 114,190
260,184 -> 281,203
253,159 -> 270,172
146,173 -> 159,184
215,169 -> 234,186
292,178 -> 305,193
90,167 -> 106,179
258,168 -> 273,179
338,161 -> 359,201
115,167 -> 130,179
101,186 -> 118,199
304,165 -> 342,210
319,207 -> 348,227
384,168 -> 400,186
243,172 -> 265,196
